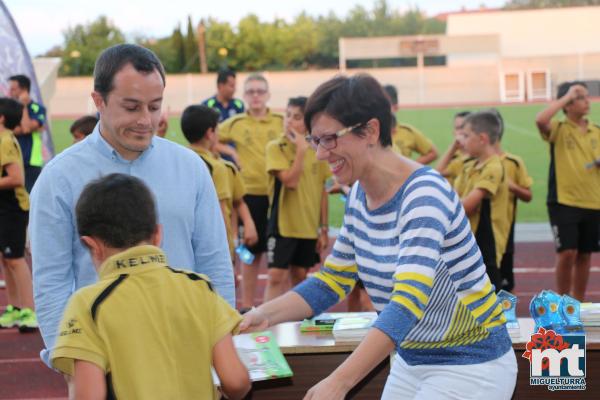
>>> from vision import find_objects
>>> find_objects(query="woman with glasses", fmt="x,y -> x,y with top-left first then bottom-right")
240,74 -> 517,400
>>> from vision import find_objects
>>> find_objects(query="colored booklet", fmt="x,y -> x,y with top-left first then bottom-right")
300,312 -> 378,332
212,331 -> 292,384
332,313 -> 378,341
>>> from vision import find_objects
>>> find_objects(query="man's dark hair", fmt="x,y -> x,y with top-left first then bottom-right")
464,110 -> 502,144
217,69 -> 236,85
94,44 -> 166,100
9,75 -> 31,92
454,111 -> 471,119
287,96 -> 307,112
0,98 -> 24,130
76,173 -> 157,248
180,105 -> 220,144
70,115 -> 98,136
383,84 -> 398,106
304,74 -> 392,147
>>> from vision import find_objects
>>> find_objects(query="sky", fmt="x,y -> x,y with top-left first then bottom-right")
5,0 -> 506,56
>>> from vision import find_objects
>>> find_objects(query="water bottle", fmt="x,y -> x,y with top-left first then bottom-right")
235,244 -> 255,264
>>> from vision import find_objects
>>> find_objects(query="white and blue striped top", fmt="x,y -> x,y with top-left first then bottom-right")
294,167 -> 512,365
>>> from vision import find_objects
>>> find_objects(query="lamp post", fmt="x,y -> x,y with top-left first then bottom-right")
70,50 -> 81,76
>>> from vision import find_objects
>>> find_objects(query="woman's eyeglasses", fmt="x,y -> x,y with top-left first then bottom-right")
305,123 -> 365,150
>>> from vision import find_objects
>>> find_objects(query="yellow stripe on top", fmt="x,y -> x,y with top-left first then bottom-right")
394,272 -> 434,287
393,282 -> 429,306
391,295 -> 424,319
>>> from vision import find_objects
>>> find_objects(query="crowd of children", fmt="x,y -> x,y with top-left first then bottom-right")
2,41 -> 600,398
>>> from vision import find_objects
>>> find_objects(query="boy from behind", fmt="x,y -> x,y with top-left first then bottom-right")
51,173 -> 250,399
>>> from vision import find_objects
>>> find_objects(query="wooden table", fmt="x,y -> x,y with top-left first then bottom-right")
247,321 -> 389,399
246,318 -> 600,399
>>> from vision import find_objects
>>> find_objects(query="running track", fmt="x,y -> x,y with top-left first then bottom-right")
1,240 -> 599,399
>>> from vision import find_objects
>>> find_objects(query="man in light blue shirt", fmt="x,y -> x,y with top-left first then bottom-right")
29,44 -> 234,367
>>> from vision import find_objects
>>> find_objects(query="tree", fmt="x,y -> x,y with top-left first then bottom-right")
183,16 -> 199,72
60,16 -> 125,76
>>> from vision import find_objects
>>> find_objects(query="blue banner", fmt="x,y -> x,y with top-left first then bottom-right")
0,0 -> 55,159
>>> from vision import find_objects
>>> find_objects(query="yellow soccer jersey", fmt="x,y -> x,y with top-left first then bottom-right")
0,130 -> 29,212
191,146 -> 231,202
218,110 -> 284,195
222,158 -> 246,254
392,123 -> 434,159
266,135 -> 331,239
541,118 -> 600,209
500,152 -> 533,224
454,155 -> 510,267
444,151 -> 474,187
51,245 -> 241,400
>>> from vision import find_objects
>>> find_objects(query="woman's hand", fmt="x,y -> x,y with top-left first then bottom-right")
238,308 -> 269,333
303,376 -> 351,400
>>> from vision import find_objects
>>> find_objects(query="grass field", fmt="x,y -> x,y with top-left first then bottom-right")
49,102 -> 600,227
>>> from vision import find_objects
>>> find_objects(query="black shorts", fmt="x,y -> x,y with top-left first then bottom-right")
0,211 -> 28,259
267,236 -> 320,269
244,194 -> 269,255
548,203 -> 600,253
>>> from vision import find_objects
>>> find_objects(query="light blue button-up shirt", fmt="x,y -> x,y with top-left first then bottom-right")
30,126 -> 234,366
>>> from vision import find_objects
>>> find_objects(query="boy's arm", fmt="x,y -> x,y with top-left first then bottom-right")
0,162 -> 24,189
435,140 -> 461,176
214,143 -> 240,167
73,360 -> 106,400
536,84 -> 584,136
461,188 -> 488,216
212,334 -> 251,400
415,145 -> 438,165
508,181 -> 532,202
236,201 -> 258,247
412,129 -> 438,165
272,133 -> 308,189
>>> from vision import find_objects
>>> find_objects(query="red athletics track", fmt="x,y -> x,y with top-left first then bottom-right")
1,240 -> 600,399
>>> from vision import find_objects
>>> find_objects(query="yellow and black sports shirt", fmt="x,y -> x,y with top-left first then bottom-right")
222,158 -> 246,255
191,146 -> 231,203
542,118 -> 600,210
454,154 -> 510,267
500,152 -> 533,224
266,135 -> 330,239
0,130 -> 29,212
392,123 -> 434,159
51,245 -> 241,400
218,110 -> 284,195
443,151 -> 473,187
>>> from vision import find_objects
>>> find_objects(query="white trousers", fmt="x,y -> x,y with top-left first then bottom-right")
381,349 -> 517,400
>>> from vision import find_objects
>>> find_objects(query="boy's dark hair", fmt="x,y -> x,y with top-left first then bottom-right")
304,74 -> 392,147
94,44 -> 166,101
487,108 -> 505,140
70,115 -> 98,136
287,96 -> 307,112
464,110 -> 502,145
76,173 -> 157,248
557,81 -> 587,100
0,98 -> 24,130
382,84 -> 398,106
180,105 -> 220,144
9,75 -> 31,92
454,111 -> 471,120
557,81 -> 588,113
217,69 -> 236,85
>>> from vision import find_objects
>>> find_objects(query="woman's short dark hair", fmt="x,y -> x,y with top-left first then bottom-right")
304,74 -> 392,147
76,173 -> 157,248
94,44 -> 166,101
